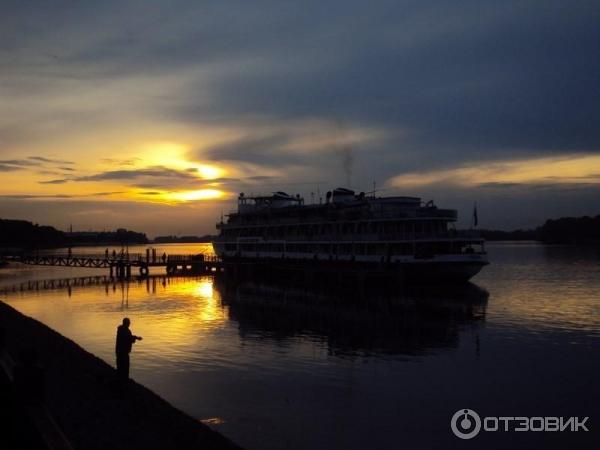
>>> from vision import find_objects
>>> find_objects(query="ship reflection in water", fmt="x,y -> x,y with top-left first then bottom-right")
217,279 -> 488,358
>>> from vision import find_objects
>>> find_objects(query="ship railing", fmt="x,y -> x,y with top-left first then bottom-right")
224,208 -> 458,224
14,252 -> 148,261
238,230 -> 484,242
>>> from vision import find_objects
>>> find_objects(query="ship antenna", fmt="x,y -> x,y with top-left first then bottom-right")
471,202 -> 478,229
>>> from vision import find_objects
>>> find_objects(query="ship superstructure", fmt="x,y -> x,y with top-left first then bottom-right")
212,188 -> 488,281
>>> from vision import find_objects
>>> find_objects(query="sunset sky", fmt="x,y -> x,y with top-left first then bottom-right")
1,1 -> 599,236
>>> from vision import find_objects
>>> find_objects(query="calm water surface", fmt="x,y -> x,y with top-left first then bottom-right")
1,242 -> 599,449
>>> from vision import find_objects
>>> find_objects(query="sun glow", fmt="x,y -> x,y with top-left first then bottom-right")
140,141 -> 226,180
168,189 -> 224,201
194,164 -> 224,180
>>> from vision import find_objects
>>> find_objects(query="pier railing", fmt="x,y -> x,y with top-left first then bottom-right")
5,253 -> 220,268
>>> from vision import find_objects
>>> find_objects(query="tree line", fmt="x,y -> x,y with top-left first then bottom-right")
480,214 -> 600,243
0,219 -> 148,249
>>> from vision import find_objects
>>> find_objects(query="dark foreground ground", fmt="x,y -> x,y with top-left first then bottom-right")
0,301 -> 241,450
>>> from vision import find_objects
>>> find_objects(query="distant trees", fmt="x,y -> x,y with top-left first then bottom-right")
0,219 -> 148,249
479,214 -> 600,243
537,215 -> 600,244
0,219 -> 67,248
479,229 -> 538,241
69,229 -> 148,245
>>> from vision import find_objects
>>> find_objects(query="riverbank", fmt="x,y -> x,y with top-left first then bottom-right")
0,301 -> 241,450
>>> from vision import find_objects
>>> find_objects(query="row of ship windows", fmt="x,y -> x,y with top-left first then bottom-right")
224,242 -> 463,255
221,220 -> 449,237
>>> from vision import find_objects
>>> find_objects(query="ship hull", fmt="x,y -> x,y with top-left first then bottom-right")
400,260 -> 488,283
212,243 -> 488,283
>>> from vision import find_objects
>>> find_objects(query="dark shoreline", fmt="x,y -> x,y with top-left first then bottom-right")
0,301 -> 241,450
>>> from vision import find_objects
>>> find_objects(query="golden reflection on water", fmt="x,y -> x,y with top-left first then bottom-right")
475,243 -> 600,336
1,274 -> 229,369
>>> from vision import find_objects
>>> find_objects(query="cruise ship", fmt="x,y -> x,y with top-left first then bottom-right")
212,188 -> 488,282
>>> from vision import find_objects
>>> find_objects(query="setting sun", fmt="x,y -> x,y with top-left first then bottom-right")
139,142 -> 226,180
195,164 -> 224,180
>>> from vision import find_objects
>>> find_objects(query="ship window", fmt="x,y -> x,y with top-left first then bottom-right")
269,244 -> 283,252
339,244 -> 351,254
390,244 -> 409,255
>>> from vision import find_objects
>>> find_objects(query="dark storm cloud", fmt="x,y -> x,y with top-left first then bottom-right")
28,156 -> 74,165
0,163 -> 21,172
203,134 -> 301,166
39,179 -> 69,185
0,159 -> 40,169
477,182 -> 522,189
47,0 -> 581,182
4,0 -> 600,177
100,157 -> 142,166
0,191 -> 122,200
0,157 -> 75,173
39,166 -> 197,186
74,167 -> 195,182
0,194 -> 74,199
36,166 -> 267,190
2,0 -> 600,231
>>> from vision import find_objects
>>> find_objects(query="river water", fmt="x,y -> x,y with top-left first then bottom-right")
1,242 -> 598,449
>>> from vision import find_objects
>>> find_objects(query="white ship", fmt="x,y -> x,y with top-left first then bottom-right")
212,188 -> 489,282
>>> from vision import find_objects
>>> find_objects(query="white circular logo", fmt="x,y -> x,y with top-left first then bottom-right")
451,409 -> 482,439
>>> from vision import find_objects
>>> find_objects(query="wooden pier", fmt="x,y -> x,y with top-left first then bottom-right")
5,253 -> 224,278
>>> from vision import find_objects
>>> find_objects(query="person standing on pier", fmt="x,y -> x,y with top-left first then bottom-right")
115,318 -> 143,383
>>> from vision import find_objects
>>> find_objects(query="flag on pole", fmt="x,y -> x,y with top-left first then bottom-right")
473,203 -> 478,228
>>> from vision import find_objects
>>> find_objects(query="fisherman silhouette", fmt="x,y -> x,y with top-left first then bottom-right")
115,318 -> 142,383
